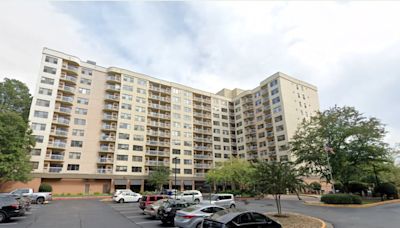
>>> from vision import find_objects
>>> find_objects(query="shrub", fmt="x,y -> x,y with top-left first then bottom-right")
334,183 -> 344,193
77,193 -> 83,196
309,182 -> 322,191
38,183 -> 52,192
321,194 -> 362,204
94,192 -> 100,195
348,181 -> 368,195
374,182 -> 399,199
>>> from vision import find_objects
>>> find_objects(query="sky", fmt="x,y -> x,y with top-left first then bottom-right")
0,1 -> 399,149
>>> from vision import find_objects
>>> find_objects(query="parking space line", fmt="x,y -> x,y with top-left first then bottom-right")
16,216 -> 27,219
0,223 -> 18,226
126,215 -> 147,218
135,221 -> 161,224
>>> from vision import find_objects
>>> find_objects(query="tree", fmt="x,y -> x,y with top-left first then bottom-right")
147,166 -> 170,191
0,112 -> 35,184
309,181 -> 322,193
291,106 -> 392,192
0,78 -> 32,122
253,161 -> 304,215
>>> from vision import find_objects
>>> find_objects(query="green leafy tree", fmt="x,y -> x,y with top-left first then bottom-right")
0,112 -> 35,184
0,78 -> 32,122
253,161 -> 304,215
309,181 -> 322,192
148,166 -> 170,191
291,106 -> 392,191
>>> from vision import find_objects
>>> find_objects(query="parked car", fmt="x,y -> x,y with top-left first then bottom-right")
174,190 -> 203,203
143,198 -> 168,218
202,208 -> 282,228
210,194 -> 236,208
113,191 -> 142,203
2,188 -> 52,204
139,195 -> 167,210
113,189 -> 133,196
174,204 -> 225,228
157,199 -> 192,225
0,195 -> 23,223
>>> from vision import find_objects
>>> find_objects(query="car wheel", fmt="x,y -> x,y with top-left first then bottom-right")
0,212 -> 7,223
36,197 -> 44,204
119,199 -> 124,203
194,198 -> 200,203
137,198 -> 140,202
230,204 -> 236,208
196,222 -> 202,228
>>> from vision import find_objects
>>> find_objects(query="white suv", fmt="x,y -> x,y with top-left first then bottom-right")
174,190 -> 203,203
210,193 -> 236,208
113,190 -> 142,203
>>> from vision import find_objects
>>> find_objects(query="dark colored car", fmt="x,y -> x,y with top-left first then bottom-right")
202,208 -> 282,228
0,195 -> 24,223
157,199 -> 192,225
139,195 -> 167,210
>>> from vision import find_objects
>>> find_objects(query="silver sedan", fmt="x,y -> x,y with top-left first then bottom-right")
174,204 -> 225,228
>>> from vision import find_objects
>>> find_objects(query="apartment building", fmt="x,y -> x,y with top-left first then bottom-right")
23,48 -> 319,194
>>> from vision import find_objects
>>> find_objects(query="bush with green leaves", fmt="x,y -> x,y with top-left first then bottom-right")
348,181 -> 368,195
38,183 -> 52,192
334,183 -> 344,193
374,182 -> 398,199
321,194 -> 362,204
309,182 -> 322,191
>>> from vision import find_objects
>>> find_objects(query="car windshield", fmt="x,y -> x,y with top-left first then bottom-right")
211,195 -> 219,201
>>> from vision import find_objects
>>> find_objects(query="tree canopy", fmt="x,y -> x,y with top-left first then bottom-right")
148,166 -> 171,191
291,106 -> 393,190
0,78 -> 32,122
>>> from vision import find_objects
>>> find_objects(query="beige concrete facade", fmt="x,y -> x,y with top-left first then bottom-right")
26,48 -> 319,194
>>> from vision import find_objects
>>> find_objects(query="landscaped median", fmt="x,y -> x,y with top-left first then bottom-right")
52,193 -> 112,200
265,212 -> 326,228
305,198 -> 400,208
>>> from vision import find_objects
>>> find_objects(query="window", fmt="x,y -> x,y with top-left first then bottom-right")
184,169 -> 192,174
273,106 -> 282,113
36,99 -> 50,107
214,137 -> 221,142
184,107 -> 191,113
272,96 -> 280,104
132,167 -> 142,172
271,88 -> 279,96
119,133 -> 130,140
67,164 -> 80,171
183,132 -> 192,138
80,78 -> 91,85
77,97 -> 89,105
43,66 -> 56,74
71,140 -> 83,147
31,123 -> 46,131
38,87 -> 52,96
120,113 -> 131,120
172,96 -> 180,103
183,123 -> 192,129
172,139 -> 181,146
172,131 -> 180,137
123,75 -> 134,83
119,123 -> 131,129
172,88 -> 180,94
183,99 -> 191,105
214,153 -> 222,158
134,125 -> 144,131
173,104 -> 181,110
274,115 -> 283,122
40,77 -> 54,85
137,79 -> 147,86
121,103 -> 132,110
136,97 -> 146,104
133,135 -> 144,141
172,158 -> 180,164
81,68 -> 92,76
137,88 -> 146,94
184,141 -> 192,147
135,106 -> 146,113
34,111 -> 48,118
116,166 -> 127,172
184,150 -> 192,155
31,149 -> 41,156
74,118 -> 86,125
45,56 -> 58,64
31,162 -> 39,169
69,152 -> 81,159
172,113 -> 181,119
75,108 -> 88,115
255,99 -> 261,106
276,125 -> 284,132
132,156 -> 142,162
172,149 -> 181,155
122,94 -> 133,101
78,87 -> 90,95
184,159 -> 192,165
72,129 -> 84,136
277,135 -> 286,141
183,115 -> 191,121
123,85 -> 133,92
270,79 -> 278,87
118,144 -> 129,150
134,115 -> 145,122
172,168 -> 180,174
34,135 -> 44,143
214,145 -> 221,150
117,155 -> 128,161
132,145 -> 143,151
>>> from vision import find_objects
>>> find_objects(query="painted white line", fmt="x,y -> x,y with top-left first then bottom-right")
126,215 -> 146,218
25,212 -> 32,215
120,211 -> 140,214
0,223 -> 18,226
16,216 -> 27,219
135,221 -> 161,224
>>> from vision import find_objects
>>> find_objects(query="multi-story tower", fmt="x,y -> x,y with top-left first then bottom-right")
26,48 -> 319,194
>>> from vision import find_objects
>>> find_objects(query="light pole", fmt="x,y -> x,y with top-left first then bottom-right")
324,144 -> 336,194
174,156 -> 178,200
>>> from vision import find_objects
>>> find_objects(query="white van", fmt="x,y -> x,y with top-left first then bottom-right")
174,190 -> 203,203
210,193 -> 236,208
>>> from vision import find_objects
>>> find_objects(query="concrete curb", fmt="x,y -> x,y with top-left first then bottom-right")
304,199 -> 400,208
53,196 -> 111,200
266,212 -> 327,228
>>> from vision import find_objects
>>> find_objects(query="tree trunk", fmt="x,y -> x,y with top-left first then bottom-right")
274,194 -> 281,215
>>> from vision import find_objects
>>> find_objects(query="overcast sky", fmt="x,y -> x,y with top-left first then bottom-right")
1,1 -> 399,147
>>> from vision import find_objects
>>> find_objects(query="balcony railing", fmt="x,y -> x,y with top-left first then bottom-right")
102,125 -> 117,131
149,85 -> 171,94
195,173 -> 205,177
147,131 -> 170,137
48,167 -> 63,173
99,146 -> 115,153
105,94 -> 120,101
46,154 -> 64,160
145,160 -> 169,166
48,141 -> 67,148
194,154 -> 213,159
148,112 -> 170,119
100,136 -> 116,141
146,141 -> 170,146
55,106 -> 72,114
98,158 -> 114,163
145,150 -> 169,156
58,85 -> 75,93
57,95 -> 74,103
51,129 -> 68,137
62,64 -> 79,73
97,168 -> 113,174
106,75 -> 121,82
103,115 -> 118,121
106,84 -> 121,91
104,104 -> 119,111
53,118 -> 70,125
60,73 -> 77,83
147,122 -> 170,128
194,164 -> 212,168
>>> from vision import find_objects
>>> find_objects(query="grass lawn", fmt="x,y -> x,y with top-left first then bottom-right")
53,193 -> 112,197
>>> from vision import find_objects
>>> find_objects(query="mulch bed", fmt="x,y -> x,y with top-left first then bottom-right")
266,212 -> 324,228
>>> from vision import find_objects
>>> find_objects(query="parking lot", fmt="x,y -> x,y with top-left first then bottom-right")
0,204 -> 44,227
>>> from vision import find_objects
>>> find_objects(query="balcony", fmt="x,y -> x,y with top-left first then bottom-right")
148,103 -> 170,111
104,94 -> 120,101
60,73 -> 77,84
147,131 -> 170,137
195,173 -> 205,177
148,112 -> 170,119
267,132 -> 274,137
98,158 -> 114,164
54,106 -> 72,115
97,168 -> 113,174
62,63 -> 79,74
245,129 -> 256,134
244,121 -> 255,126
100,136 -> 116,142
147,121 -> 170,128
246,137 -> 257,143
265,123 -> 273,128
149,85 -> 171,94
247,146 -> 258,151
105,84 -> 121,92
247,154 -> 258,160
268,141 -> 276,147
56,95 -> 74,105
48,141 -> 66,149
194,146 -> 212,151
103,104 -> 119,111
58,84 -> 75,94
99,146 -> 115,153
52,117 -> 70,126
145,160 -> 169,166
46,167 -> 63,173
45,154 -> 64,161
145,150 -> 169,156
106,75 -> 121,83
149,95 -> 171,103
103,114 -> 118,121
194,163 -> 212,169
264,114 -> 272,120
50,129 -> 68,137
102,124 -> 117,131
193,137 -> 212,143
146,141 -> 170,147
194,154 -> 213,160
244,113 -> 255,118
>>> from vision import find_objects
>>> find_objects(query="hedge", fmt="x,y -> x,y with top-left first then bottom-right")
321,194 -> 362,204
374,183 -> 399,199
38,183 -> 53,192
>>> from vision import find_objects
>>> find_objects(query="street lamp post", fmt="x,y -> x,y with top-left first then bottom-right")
174,156 -> 178,200
325,144 -> 336,194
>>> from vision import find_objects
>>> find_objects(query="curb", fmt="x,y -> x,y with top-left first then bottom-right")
53,196 -> 111,201
266,212 -> 327,228
304,199 -> 400,208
